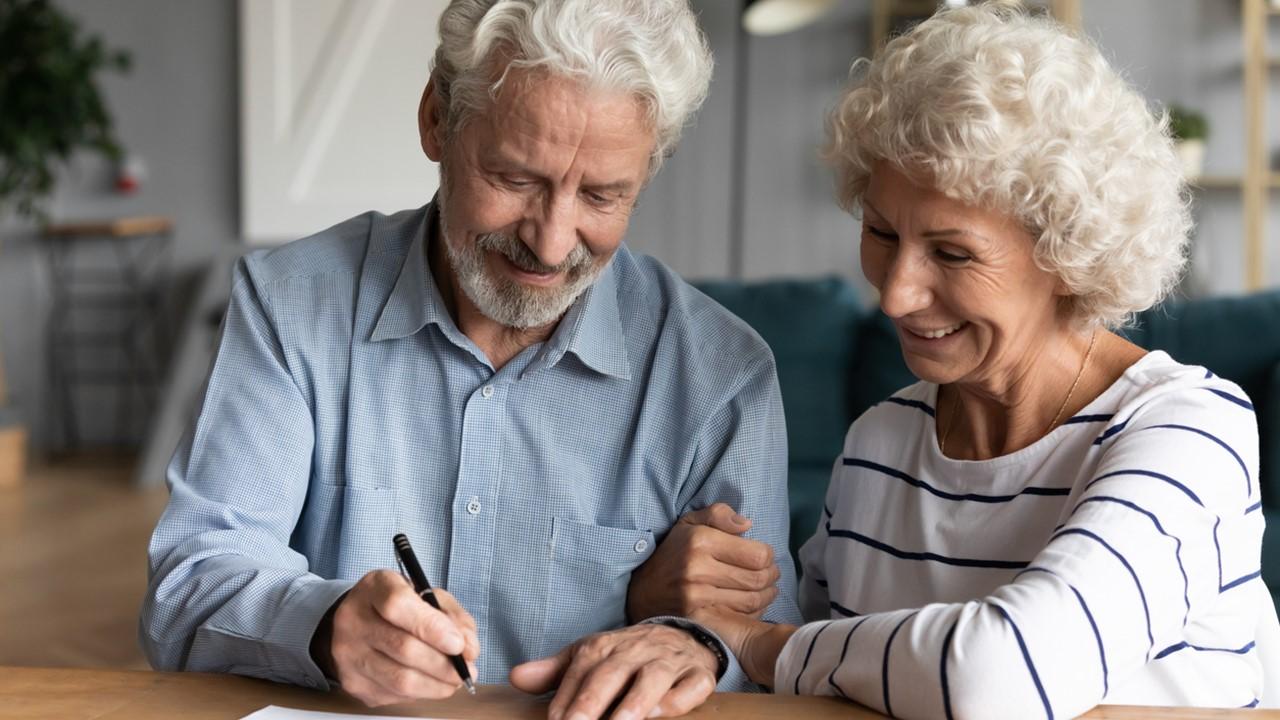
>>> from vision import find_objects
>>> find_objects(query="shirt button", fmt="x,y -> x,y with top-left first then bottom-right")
481,385 -> 494,399
466,497 -> 482,515
633,538 -> 649,553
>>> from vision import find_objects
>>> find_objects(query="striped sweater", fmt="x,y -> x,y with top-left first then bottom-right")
778,351 -> 1280,718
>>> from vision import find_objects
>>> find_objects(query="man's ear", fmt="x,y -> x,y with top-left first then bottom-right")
419,76 -> 446,162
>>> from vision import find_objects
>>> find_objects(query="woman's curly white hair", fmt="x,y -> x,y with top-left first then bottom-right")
825,4 -> 1191,328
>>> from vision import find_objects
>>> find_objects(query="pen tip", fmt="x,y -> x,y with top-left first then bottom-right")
464,679 -> 477,695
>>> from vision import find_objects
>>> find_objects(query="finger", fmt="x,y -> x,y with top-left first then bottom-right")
510,647 -> 573,695
679,503 -> 751,535
608,662 -> 679,720
690,558 -> 781,591
557,658 -> 637,720
652,671 -> 716,717
354,646 -> 459,705
368,619 -> 472,686
433,589 -> 481,661
686,584 -> 778,615
697,530 -> 774,571
373,584 -> 466,656
547,659 -> 587,720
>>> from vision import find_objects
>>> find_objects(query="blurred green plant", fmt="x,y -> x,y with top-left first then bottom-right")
0,0 -> 130,220
1168,104 -> 1208,142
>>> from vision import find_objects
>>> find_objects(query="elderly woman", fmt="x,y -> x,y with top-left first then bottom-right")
665,5 -> 1280,718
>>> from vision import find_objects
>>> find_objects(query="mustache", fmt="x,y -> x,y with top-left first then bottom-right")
476,232 -> 593,275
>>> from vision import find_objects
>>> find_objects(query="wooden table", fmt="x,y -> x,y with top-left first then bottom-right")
0,666 -> 1274,719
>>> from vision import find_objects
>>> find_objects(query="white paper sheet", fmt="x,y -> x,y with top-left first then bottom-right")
241,705 -> 462,720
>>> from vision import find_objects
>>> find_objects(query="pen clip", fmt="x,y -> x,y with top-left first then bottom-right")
393,540 -> 408,582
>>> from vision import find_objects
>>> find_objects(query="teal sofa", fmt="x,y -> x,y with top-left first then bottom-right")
695,277 -> 1280,606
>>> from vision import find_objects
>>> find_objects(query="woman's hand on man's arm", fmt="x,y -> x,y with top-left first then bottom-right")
626,503 -> 782,622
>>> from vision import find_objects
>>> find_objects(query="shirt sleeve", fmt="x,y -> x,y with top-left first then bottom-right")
675,348 -> 805,692
138,257 -> 354,689
773,383 -> 1263,719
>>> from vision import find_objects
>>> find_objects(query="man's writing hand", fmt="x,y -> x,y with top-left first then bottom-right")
626,503 -> 780,622
320,570 -> 479,706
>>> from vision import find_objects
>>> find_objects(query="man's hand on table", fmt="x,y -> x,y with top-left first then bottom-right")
510,624 -> 718,720
315,569 -> 479,706
627,503 -> 781,621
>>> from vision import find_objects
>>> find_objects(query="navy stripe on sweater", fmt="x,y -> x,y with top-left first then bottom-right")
882,611 -> 919,718
844,457 -> 1071,503
827,523 -> 1030,569
1207,388 -> 1254,411
1154,640 -> 1255,660
940,618 -> 960,720
828,616 -> 871,698
1135,424 -> 1251,496
1017,566 -> 1110,697
1052,527 -> 1154,658
1073,495 -> 1190,626
1084,469 -> 1203,507
795,622 -> 834,695
994,604 -> 1054,719
883,396 -> 936,417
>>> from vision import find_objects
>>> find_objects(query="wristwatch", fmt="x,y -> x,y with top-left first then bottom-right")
654,618 -> 730,679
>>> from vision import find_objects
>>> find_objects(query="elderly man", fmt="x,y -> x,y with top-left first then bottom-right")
140,1 -> 798,718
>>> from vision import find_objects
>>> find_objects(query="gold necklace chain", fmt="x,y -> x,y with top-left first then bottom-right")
939,329 -> 1098,456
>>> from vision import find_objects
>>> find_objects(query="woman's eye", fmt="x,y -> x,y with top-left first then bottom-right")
505,177 -> 534,188
865,226 -> 897,241
936,248 -> 971,263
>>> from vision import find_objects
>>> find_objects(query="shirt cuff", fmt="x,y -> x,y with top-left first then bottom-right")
639,615 -> 759,693
263,577 -> 356,691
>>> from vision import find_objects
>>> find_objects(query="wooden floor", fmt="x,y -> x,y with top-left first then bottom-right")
0,454 -> 169,669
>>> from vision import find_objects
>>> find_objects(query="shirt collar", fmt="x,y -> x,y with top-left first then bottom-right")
369,202 -> 453,343
368,201 -> 631,381
536,259 -> 631,381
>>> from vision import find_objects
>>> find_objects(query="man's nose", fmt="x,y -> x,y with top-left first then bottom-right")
518,193 -> 579,268
878,249 -> 933,318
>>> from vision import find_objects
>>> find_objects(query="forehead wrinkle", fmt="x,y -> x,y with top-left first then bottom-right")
489,73 -> 652,190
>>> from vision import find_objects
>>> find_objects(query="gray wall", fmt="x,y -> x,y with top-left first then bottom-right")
2,0 -> 1277,453
0,0 -> 238,450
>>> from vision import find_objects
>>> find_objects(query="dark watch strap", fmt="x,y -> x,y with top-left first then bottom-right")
657,619 -> 729,679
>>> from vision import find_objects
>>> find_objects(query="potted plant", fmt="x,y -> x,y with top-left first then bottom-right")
0,0 -> 130,482
1168,104 -> 1208,180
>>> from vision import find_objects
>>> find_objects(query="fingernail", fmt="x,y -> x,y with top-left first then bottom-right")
648,708 -> 664,718
568,713 -> 590,720
614,711 -> 636,720
734,513 -> 748,524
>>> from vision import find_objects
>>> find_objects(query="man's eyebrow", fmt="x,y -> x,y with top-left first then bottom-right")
583,179 -> 638,193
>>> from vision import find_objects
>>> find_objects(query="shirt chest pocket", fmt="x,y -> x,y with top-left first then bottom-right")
539,517 -> 656,658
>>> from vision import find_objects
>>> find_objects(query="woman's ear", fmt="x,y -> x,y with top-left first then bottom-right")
418,76 -> 446,161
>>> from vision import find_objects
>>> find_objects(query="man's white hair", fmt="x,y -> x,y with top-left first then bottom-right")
432,0 -> 713,175
826,4 -> 1192,329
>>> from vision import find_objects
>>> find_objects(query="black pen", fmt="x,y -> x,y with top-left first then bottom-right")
392,533 -> 477,695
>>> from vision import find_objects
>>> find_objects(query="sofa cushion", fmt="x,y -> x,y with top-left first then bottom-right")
1126,291 -> 1280,508
788,462 -> 834,561
694,277 -> 863,470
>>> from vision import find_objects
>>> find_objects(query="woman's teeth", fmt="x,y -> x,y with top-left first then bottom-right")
917,323 -> 965,339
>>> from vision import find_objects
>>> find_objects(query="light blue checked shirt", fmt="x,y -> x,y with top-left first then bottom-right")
141,202 -> 800,691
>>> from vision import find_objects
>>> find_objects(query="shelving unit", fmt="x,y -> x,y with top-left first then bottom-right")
1241,0 -> 1275,289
